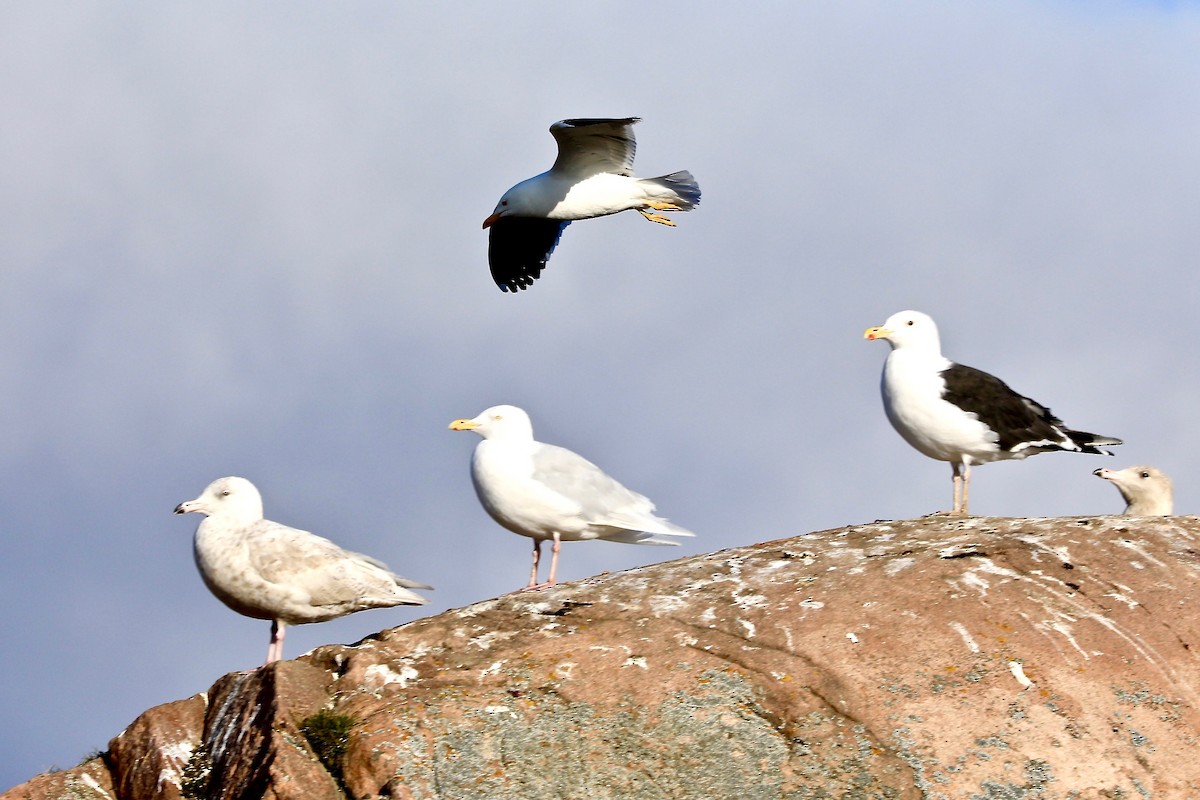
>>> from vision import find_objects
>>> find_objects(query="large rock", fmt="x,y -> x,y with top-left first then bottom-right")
5,515 -> 1200,799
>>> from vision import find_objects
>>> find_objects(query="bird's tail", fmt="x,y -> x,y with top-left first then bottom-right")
598,513 -> 696,545
388,584 -> 430,605
393,573 -> 435,591
600,529 -> 690,546
644,170 -> 701,210
1067,430 -> 1123,456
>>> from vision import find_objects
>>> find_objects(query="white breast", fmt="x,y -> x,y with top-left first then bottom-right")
471,441 -> 587,540
882,350 -> 1001,465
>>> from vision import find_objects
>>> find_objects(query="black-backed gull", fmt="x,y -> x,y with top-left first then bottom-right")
864,310 -> 1121,515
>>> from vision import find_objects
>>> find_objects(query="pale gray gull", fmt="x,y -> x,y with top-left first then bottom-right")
483,117 -> 701,292
1094,465 -> 1173,515
449,404 -> 695,590
174,476 -> 431,664
865,310 -> 1121,515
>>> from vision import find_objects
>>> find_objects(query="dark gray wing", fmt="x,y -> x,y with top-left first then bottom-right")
488,217 -> 571,292
941,363 -> 1118,453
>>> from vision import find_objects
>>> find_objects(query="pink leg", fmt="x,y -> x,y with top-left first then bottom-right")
520,534 -> 562,592
526,539 -> 542,589
266,620 -> 286,665
951,463 -> 963,515
546,532 -> 562,586
961,463 -> 972,516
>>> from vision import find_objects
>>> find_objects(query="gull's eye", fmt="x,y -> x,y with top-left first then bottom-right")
221,490 -> 231,497
906,320 -> 915,326
1140,471 -> 1151,479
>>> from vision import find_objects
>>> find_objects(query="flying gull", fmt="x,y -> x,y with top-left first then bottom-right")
174,476 -> 431,664
864,310 -> 1121,515
483,117 -> 701,292
449,404 -> 695,589
1094,465 -> 1173,515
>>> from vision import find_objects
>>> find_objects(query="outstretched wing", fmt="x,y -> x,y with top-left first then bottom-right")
550,117 -> 639,178
488,217 -> 570,292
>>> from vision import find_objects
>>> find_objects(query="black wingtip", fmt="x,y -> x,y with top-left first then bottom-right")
487,218 -> 570,293
559,116 -> 640,128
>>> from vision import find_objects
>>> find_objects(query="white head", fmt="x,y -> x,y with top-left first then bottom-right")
174,476 -> 265,525
449,404 -> 535,441
482,178 -> 543,228
864,310 -> 942,353
1094,465 -> 1174,516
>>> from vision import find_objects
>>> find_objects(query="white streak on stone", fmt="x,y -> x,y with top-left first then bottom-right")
846,632 -> 859,644
780,625 -> 795,651
649,594 -> 687,614
469,630 -> 517,650
622,656 -> 649,669
1105,592 -> 1140,609
1009,660 -> 1034,689
1115,539 -> 1167,568
155,741 -> 195,789
885,557 -> 916,576
959,571 -> 991,595
365,663 -> 419,688
949,621 -> 979,653
739,618 -> 756,638
733,592 -> 768,609
1047,620 -> 1090,661
484,705 -> 517,717
79,773 -> 110,796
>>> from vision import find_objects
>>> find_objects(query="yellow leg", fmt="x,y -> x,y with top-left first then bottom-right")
645,200 -> 684,211
637,209 -> 677,226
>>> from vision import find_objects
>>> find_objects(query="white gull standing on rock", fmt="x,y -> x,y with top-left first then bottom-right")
449,405 -> 695,590
1094,465 -> 1173,515
482,117 -> 701,292
174,476 -> 431,665
864,310 -> 1122,515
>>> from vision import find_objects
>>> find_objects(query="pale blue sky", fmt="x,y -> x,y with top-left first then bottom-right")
3,1 -> 1200,787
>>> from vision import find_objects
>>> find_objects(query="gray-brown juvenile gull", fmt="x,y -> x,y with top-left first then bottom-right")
865,310 -> 1122,515
483,117 -> 701,292
1094,465 -> 1173,515
174,476 -> 431,665
449,405 -> 695,590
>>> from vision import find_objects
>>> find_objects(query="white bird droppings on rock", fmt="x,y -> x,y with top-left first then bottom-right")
1009,660 -> 1035,689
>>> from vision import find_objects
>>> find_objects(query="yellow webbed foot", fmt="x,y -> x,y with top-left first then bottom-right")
645,200 -> 684,211
638,209 -> 677,226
